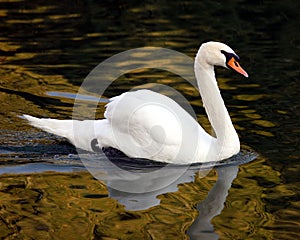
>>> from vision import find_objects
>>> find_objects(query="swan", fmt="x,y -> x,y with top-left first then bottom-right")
23,41 -> 248,164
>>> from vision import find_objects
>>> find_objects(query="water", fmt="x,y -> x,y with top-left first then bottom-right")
0,0 -> 299,239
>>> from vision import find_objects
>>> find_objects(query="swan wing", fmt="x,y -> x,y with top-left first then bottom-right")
103,90 -> 212,163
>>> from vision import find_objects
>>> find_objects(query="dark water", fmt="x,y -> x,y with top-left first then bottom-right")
0,0 -> 299,239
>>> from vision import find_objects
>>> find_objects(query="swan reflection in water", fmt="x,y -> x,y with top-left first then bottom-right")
81,149 -> 256,239
187,165 -> 239,240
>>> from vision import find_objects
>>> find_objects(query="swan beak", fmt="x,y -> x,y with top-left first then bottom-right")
227,57 -> 249,78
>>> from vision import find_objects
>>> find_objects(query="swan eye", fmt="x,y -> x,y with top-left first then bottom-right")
221,50 -> 240,63
221,50 -> 229,59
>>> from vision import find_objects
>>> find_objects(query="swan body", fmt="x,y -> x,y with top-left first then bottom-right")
23,41 -> 248,164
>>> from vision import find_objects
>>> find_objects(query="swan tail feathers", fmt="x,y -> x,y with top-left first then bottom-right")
22,115 -> 111,152
22,114 -> 73,139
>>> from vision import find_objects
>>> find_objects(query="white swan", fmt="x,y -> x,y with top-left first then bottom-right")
23,42 -> 248,164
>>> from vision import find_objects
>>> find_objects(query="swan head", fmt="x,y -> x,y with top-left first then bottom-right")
197,41 -> 248,77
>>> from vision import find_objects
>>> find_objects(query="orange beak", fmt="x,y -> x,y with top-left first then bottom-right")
227,57 -> 248,78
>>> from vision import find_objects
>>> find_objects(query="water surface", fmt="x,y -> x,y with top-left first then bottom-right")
0,0 -> 299,239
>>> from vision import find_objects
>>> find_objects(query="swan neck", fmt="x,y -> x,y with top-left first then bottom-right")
195,51 -> 239,158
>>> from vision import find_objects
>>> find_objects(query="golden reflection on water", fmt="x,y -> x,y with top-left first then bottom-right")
0,41 -> 295,239
0,60 -> 79,130
0,159 -> 283,239
0,38 -> 288,239
0,1 -> 299,238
